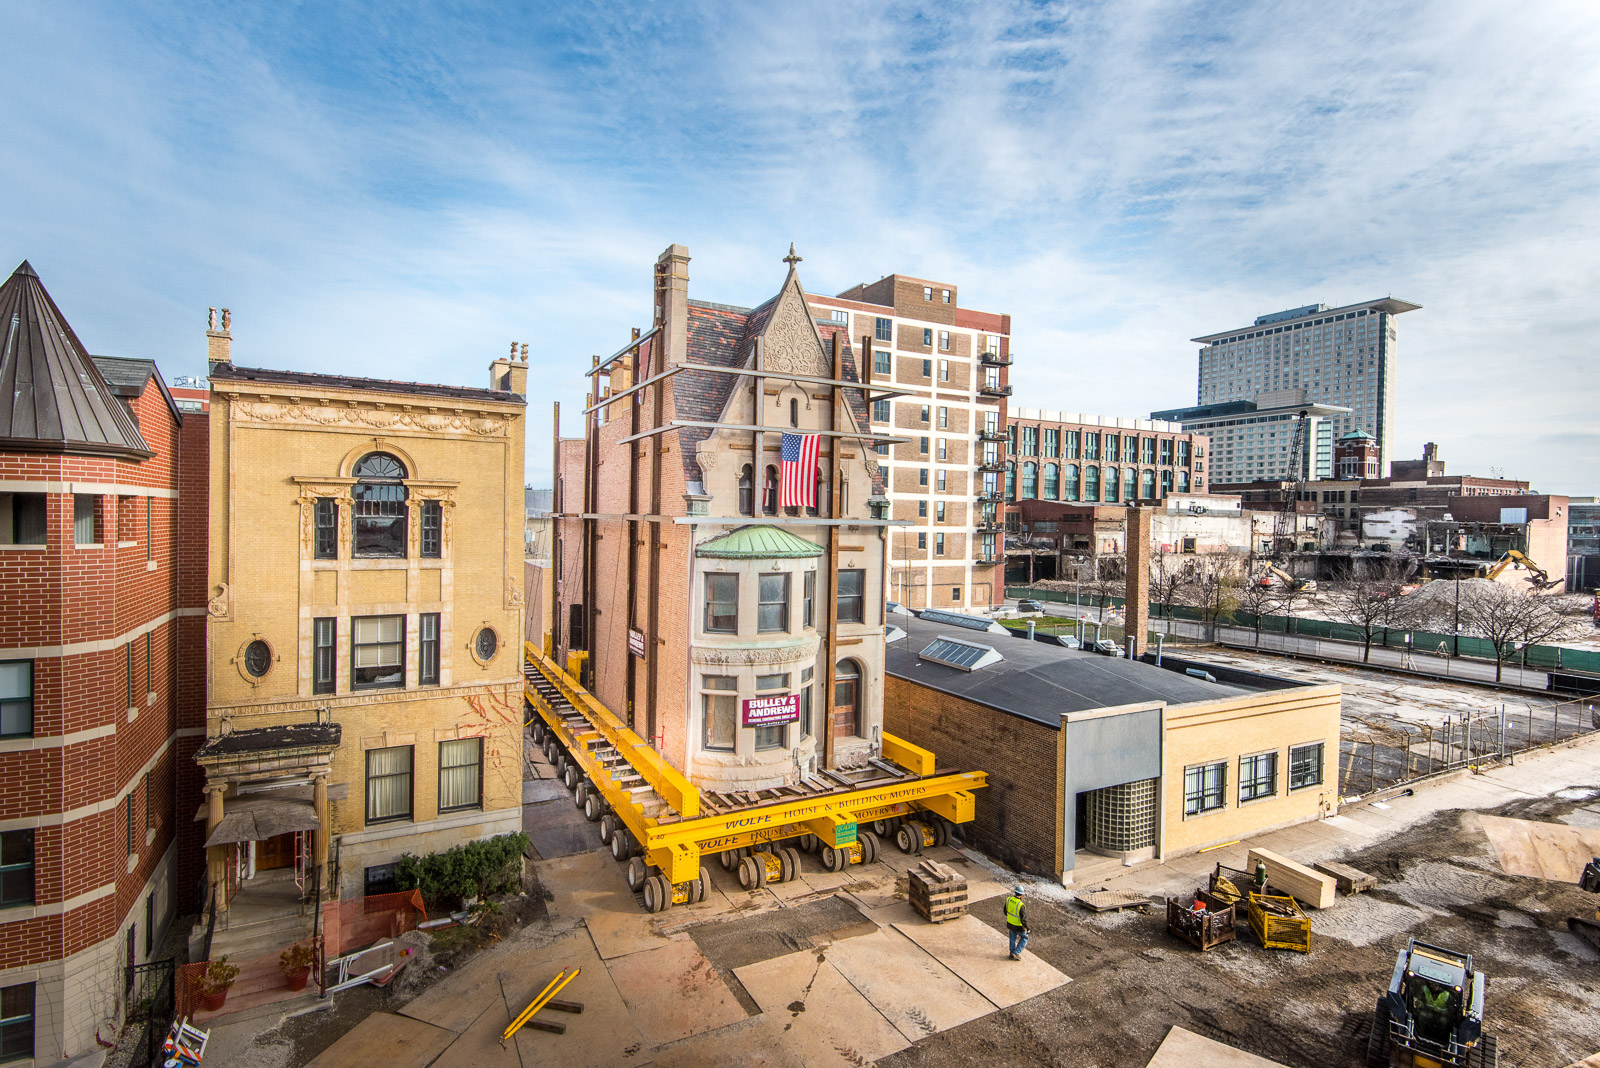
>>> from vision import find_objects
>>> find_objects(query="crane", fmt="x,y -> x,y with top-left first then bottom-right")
1271,410 -> 1310,557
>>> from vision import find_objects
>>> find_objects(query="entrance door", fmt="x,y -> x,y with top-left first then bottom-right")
257,832 -> 296,870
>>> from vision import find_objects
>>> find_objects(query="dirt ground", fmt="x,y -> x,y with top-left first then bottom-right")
874,786 -> 1600,1068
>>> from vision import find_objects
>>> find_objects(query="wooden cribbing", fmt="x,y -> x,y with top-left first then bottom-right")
909,860 -> 969,923
1246,848 -> 1335,909
1313,860 -> 1376,895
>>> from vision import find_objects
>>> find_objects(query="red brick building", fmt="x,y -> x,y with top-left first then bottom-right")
0,262 -> 206,1064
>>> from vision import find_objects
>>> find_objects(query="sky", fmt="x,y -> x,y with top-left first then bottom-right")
2,1 -> 1597,493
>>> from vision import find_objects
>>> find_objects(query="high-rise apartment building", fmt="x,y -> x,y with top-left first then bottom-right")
1151,392 -> 1349,486
805,276 -> 1010,610
1190,297 -> 1420,469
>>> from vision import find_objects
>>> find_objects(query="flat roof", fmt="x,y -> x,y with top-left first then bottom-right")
1151,399 -> 1351,423
885,633 -> 1255,727
1191,296 -> 1421,344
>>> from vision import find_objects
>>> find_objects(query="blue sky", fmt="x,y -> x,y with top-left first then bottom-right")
3,1 -> 1597,492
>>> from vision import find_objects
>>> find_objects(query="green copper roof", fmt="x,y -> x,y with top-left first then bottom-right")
696,525 -> 825,559
1337,428 -> 1376,441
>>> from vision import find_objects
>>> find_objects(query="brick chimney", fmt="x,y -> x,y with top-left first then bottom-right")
206,307 -> 232,364
1124,505 -> 1152,659
490,341 -> 530,394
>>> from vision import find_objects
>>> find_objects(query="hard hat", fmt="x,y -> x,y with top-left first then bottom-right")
1013,885 -> 1025,895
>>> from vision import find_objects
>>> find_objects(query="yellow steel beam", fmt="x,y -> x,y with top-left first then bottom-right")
881,733 -> 935,777
912,789 -> 977,825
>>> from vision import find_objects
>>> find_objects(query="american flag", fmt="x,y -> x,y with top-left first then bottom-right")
779,432 -> 820,508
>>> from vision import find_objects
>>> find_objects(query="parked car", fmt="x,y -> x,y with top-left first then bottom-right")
1092,639 -> 1124,657
1015,598 -> 1046,614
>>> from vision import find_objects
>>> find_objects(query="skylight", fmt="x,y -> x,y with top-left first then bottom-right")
919,636 -> 1003,672
915,609 -> 1005,633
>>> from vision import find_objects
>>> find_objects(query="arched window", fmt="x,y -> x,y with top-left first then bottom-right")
1084,465 -> 1100,502
737,464 -> 754,516
1004,462 -> 1016,502
762,465 -> 779,515
1042,463 -> 1059,500
1141,469 -> 1156,499
1123,467 -> 1136,502
1063,464 -> 1079,501
1176,469 -> 1190,493
834,659 -> 862,739
1020,462 -> 1038,499
789,398 -> 800,427
353,452 -> 408,557
1104,466 -> 1119,502
806,464 -> 825,518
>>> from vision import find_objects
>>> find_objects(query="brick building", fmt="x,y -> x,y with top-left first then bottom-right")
0,262 -> 207,1064
198,319 -> 527,954
884,633 -> 1340,883
805,274 -> 1010,610
1004,409 -> 1207,505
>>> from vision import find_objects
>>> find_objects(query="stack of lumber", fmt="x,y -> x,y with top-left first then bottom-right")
1246,848 -> 1335,909
1312,860 -> 1377,895
908,859 -> 968,923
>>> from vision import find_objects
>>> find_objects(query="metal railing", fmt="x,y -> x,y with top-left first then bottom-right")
978,382 -> 1013,397
979,351 -> 1012,366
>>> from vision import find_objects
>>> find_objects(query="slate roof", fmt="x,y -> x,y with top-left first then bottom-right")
696,524 -> 826,559
209,362 -> 525,406
90,355 -> 184,426
194,722 -> 342,761
885,631 -> 1255,727
0,261 -> 153,459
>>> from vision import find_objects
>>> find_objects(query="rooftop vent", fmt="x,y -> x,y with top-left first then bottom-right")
918,636 -> 1003,672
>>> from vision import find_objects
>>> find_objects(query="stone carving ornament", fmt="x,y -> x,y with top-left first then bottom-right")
760,289 -> 830,378
690,638 -> 820,667
232,399 -> 508,438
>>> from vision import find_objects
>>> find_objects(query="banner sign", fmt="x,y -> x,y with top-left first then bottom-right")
741,694 -> 799,727
628,629 -> 646,658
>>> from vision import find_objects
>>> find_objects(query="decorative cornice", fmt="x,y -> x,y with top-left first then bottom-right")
690,637 -> 820,666
228,397 -> 510,438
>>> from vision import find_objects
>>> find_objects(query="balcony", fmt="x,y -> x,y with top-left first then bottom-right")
979,350 -> 1012,366
978,382 -> 1013,397
975,518 -> 1002,533
978,427 -> 1008,442
977,457 -> 1006,472
975,490 -> 1004,503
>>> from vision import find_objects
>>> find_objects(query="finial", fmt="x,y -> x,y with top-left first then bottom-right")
221,308 -> 231,331
208,308 -> 218,331
520,343 -> 529,361
783,243 -> 802,268
509,341 -> 517,358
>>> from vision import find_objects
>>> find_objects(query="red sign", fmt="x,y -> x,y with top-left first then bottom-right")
742,694 -> 799,727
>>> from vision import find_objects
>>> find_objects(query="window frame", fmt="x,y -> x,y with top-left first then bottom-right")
419,613 -> 441,686
1239,750 -> 1278,803
757,572 -> 790,634
313,498 -> 338,559
438,737 -> 483,813
0,980 -> 34,1064
874,317 -> 892,343
0,829 -> 35,910
351,453 -> 409,559
700,675 -> 737,752
351,614 -> 406,691
313,617 -> 337,695
802,571 -> 815,629
0,493 -> 47,546
799,667 -> 813,739
420,500 -> 443,558
1183,761 -> 1227,817
1289,741 -> 1325,791
0,661 -> 33,740
753,672 -> 789,751
364,745 -> 414,825
704,573 -> 739,634
836,569 -> 865,624
73,494 -> 98,546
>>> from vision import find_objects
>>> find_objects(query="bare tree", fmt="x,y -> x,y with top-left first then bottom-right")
1234,572 -> 1280,647
1455,582 -> 1578,682
1151,549 -> 1190,620
1274,580 -> 1311,635
1324,559 -> 1419,662
1180,550 -> 1247,625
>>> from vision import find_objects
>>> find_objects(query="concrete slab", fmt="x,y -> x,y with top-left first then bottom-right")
648,1017 -> 806,1068
824,927 -> 995,1043
524,798 -> 602,859
503,930 -> 653,1068
439,989 -> 523,1068
398,943 -> 512,1033
1145,1025 -> 1289,1067
733,952 -> 909,1068
533,848 -> 626,924
1479,814 -> 1600,882
892,915 -> 1070,1008
606,933 -> 749,1045
856,899 -> 921,930
583,892 -> 675,960
302,1012 -> 455,1068
523,779 -> 569,803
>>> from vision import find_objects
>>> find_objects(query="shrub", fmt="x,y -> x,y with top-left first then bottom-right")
199,956 -> 239,995
279,942 -> 316,977
393,832 -> 528,909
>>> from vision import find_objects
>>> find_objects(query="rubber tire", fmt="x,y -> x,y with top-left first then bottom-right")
778,849 -> 794,883
717,849 -> 740,872
1365,1003 -> 1390,1068
820,845 -> 841,873
738,855 -> 759,891
563,763 -> 577,789
626,856 -> 649,892
698,868 -> 713,903
797,834 -> 818,854
932,819 -> 950,848
896,824 -> 920,855
573,781 -> 588,808
610,831 -> 634,861
782,847 -> 802,881
583,791 -> 604,822
599,814 -> 616,845
858,830 -> 879,865
643,874 -> 669,914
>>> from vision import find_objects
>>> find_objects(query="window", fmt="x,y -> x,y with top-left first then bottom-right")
73,494 -> 97,545
938,330 -> 950,351
917,500 -> 927,518
365,746 -> 413,824
789,398 -> 799,427
919,435 -> 929,455
918,468 -> 928,487
936,470 -> 947,492
314,618 -> 337,694
1184,761 -> 1227,816
421,501 -> 442,558
941,289 -> 951,304
1064,431 -> 1079,459
0,831 -> 34,909
0,493 -> 46,546
0,662 -> 32,738
921,358 -> 932,378
1084,466 -> 1100,501
0,982 -> 33,1064
1289,742 -> 1325,790
1020,462 -> 1037,499
1141,469 -> 1156,499
871,399 -> 889,422
935,532 -> 946,555
1240,752 -> 1278,802
474,627 -> 499,662
936,501 -> 946,523
834,659 -> 861,737
938,359 -> 949,381
837,569 -> 865,624
922,328 -> 933,347
705,573 -> 738,633
917,533 -> 926,550
738,465 -> 754,516
800,667 -> 814,738
952,586 -> 962,601
762,466 -> 779,515
919,404 -> 930,423
243,639 -> 271,678
1042,463 -> 1059,499
701,675 -> 736,751
438,738 -> 483,812
872,349 -> 891,378
145,498 -> 152,560
126,792 -> 135,855
144,770 -> 152,830
1084,433 -> 1099,461
803,571 -> 816,628
352,453 -> 408,558
314,498 -> 338,559
935,438 -> 947,461
352,615 -> 405,690
419,614 -> 440,686
364,864 -> 399,896
758,573 -> 790,633
875,317 -> 892,343
922,286 -> 933,301
126,643 -> 135,707
755,673 -> 789,751
1063,464 -> 1079,501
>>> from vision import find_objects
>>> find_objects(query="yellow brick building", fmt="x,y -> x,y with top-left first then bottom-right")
198,337 -> 528,924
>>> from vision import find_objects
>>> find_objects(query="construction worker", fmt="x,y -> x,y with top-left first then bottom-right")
1004,885 -> 1029,960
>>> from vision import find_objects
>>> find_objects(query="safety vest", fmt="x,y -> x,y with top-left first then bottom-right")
1005,895 -> 1024,926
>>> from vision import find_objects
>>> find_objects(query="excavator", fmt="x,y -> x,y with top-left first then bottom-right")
1366,938 -> 1497,1067
1483,550 -> 1561,591
1253,563 -> 1317,592
1569,856 -> 1600,952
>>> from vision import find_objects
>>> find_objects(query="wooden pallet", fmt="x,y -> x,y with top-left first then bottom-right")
1312,860 -> 1377,895
909,860 -> 968,923
1075,889 -> 1156,913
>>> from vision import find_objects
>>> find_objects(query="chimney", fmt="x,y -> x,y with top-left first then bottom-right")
654,244 -> 691,368
206,307 -> 232,364
1124,505 -> 1152,659
490,340 -> 529,394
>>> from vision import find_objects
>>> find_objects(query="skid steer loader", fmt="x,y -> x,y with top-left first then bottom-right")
1568,856 -> 1600,952
1366,938 -> 1497,1067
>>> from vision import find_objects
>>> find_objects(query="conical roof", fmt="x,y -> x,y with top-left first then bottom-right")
696,525 -> 825,559
0,261 -> 151,459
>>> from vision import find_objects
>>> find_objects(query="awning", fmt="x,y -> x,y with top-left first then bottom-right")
203,796 -> 321,847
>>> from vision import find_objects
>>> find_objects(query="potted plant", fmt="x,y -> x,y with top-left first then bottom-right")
279,943 -> 316,992
197,956 -> 239,1012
